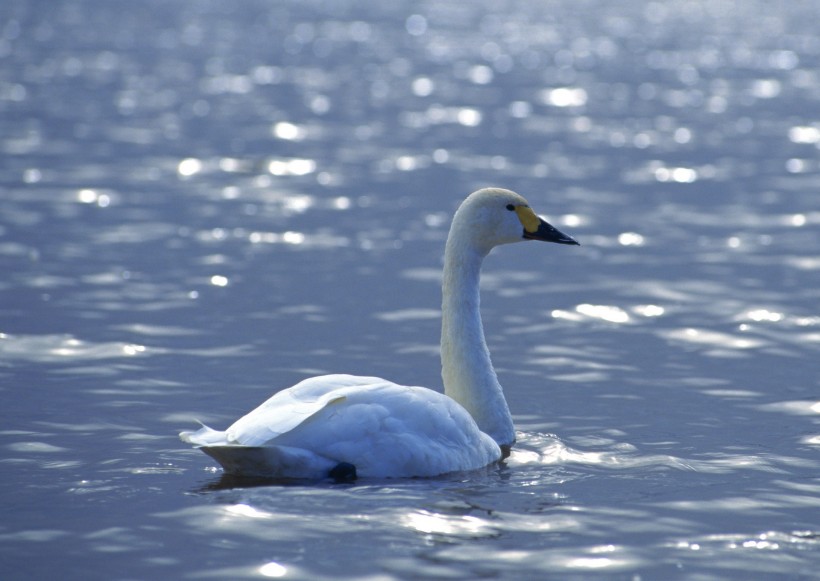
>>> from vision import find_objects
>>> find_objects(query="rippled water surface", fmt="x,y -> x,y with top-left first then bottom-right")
2,1 -> 819,579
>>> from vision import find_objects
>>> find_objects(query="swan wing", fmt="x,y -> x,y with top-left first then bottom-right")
179,374 -> 377,447
224,374 -> 386,446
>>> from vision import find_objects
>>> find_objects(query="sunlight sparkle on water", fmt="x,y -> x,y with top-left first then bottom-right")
558,545 -> 634,571
468,64 -> 494,84
432,148 -> 449,163
77,189 -> 111,207
560,214 -> 587,227
567,557 -> 615,569
412,77 -> 434,96
283,195 -> 314,213
666,328 -> 765,350
405,14 -> 427,36
786,158 -> 808,173
633,304 -> 665,317
617,232 -> 645,246
272,122 -> 305,141
788,126 -> 820,144
404,510 -> 493,537
751,79 -> 782,99
122,344 -> 146,356
282,231 -> 305,244
786,213 -> 807,227
540,87 -> 588,107
177,158 -> 202,176
248,231 -> 306,245
396,155 -> 420,171
332,196 -> 351,210
655,166 -> 698,183
225,504 -> 269,519
23,168 -> 42,183
576,304 -> 631,324
221,185 -> 241,199
509,100 -> 531,118
218,158 -> 242,173
456,108 -> 482,126
267,159 -> 316,176
259,562 -> 288,578
740,309 -> 784,322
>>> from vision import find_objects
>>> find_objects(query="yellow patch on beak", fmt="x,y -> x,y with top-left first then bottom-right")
514,206 -> 541,234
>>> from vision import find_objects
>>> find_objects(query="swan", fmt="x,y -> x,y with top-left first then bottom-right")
180,188 -> 578,480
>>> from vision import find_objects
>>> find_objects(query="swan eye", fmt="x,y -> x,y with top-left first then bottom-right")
505,204 -> 515,211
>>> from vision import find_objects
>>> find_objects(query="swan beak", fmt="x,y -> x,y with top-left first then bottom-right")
516,207 -> 579,245
524,218 -> 579,245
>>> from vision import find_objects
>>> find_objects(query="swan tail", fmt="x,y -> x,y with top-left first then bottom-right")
179,422 -> 228,446
200,444 -> 340,480
181,423 -> 343,480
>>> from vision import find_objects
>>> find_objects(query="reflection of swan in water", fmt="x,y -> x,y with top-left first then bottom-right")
180,188 -> 578,481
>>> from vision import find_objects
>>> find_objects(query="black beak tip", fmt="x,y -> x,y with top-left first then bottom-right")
524,223 -> 580,246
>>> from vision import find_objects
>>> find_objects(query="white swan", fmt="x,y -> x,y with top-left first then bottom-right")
180,188 -> 578,480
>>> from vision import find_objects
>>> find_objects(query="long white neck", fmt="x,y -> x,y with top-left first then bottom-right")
441,231 -> 515,447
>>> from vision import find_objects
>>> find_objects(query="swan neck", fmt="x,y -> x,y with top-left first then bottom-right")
441,237 -> 515,447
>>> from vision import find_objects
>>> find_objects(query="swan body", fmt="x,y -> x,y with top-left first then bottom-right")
181,188 -> 578,480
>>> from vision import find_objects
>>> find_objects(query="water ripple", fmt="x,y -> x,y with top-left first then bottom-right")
0,333 -> 150,363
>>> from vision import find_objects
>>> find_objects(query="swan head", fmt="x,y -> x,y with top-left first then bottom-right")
452,188 -> 579,253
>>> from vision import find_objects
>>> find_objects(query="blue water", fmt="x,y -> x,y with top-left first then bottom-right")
1,1 -> 819,579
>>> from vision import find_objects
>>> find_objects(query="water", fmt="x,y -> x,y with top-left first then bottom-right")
1,0 -> 819,579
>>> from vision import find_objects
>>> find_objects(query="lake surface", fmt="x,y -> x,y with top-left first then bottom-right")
1,0 -> 819,579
